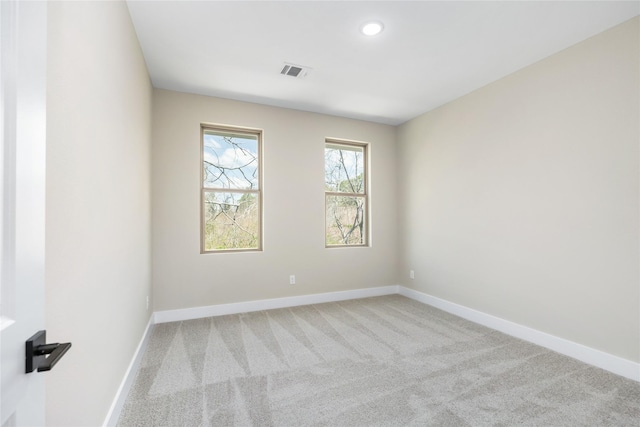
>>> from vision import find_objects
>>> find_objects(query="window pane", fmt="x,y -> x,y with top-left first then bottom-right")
203,130 -> 259,190
203,191 -> 259,250
325,144 -> 364,194
326,195 -> 367,245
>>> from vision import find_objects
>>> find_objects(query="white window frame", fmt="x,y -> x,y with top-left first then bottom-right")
324,138 -> 369,248
200,124 -> 263,253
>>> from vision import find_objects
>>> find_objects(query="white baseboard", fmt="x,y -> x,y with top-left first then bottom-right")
154,285 -> 399,324
398,286 -> 640,382
103,317 -> 154,427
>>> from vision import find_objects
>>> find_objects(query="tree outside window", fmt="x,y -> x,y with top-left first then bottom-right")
325,140 -> 368,246
201,125 -> 262,252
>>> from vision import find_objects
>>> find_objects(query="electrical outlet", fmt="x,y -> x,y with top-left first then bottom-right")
409,270 -> 415,279
289,275 -> 296,285
146,296 -> 150,310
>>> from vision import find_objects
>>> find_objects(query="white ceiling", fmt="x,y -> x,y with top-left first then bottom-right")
126,1 -> 639,125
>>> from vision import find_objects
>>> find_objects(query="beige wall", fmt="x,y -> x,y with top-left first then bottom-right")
398,17 -> 640,362
152,90 -> 398,311
46,1 -> 152,425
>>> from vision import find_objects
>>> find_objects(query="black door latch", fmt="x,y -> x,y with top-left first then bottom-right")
26,330 -> 72,373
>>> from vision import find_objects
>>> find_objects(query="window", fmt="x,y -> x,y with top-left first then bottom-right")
201,125 -> 262,252
325,139 -> 368,247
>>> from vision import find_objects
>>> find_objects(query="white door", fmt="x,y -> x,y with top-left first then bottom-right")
0,1 -> 48,426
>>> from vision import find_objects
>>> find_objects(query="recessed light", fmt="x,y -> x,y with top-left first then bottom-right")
361,21 -> 384,36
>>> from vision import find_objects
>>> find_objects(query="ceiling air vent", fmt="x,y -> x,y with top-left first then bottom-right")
280,63 -> 310,79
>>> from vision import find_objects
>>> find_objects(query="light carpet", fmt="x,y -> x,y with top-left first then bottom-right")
118,295 -> 640,426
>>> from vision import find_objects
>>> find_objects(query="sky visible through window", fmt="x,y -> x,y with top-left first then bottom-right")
325,143 -> 364,194
203,131 -> 258,190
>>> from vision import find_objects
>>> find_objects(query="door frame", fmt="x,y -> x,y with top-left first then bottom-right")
0,1 -> 48,425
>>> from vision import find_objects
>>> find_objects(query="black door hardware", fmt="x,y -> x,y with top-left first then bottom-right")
26,330 -> 72,373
